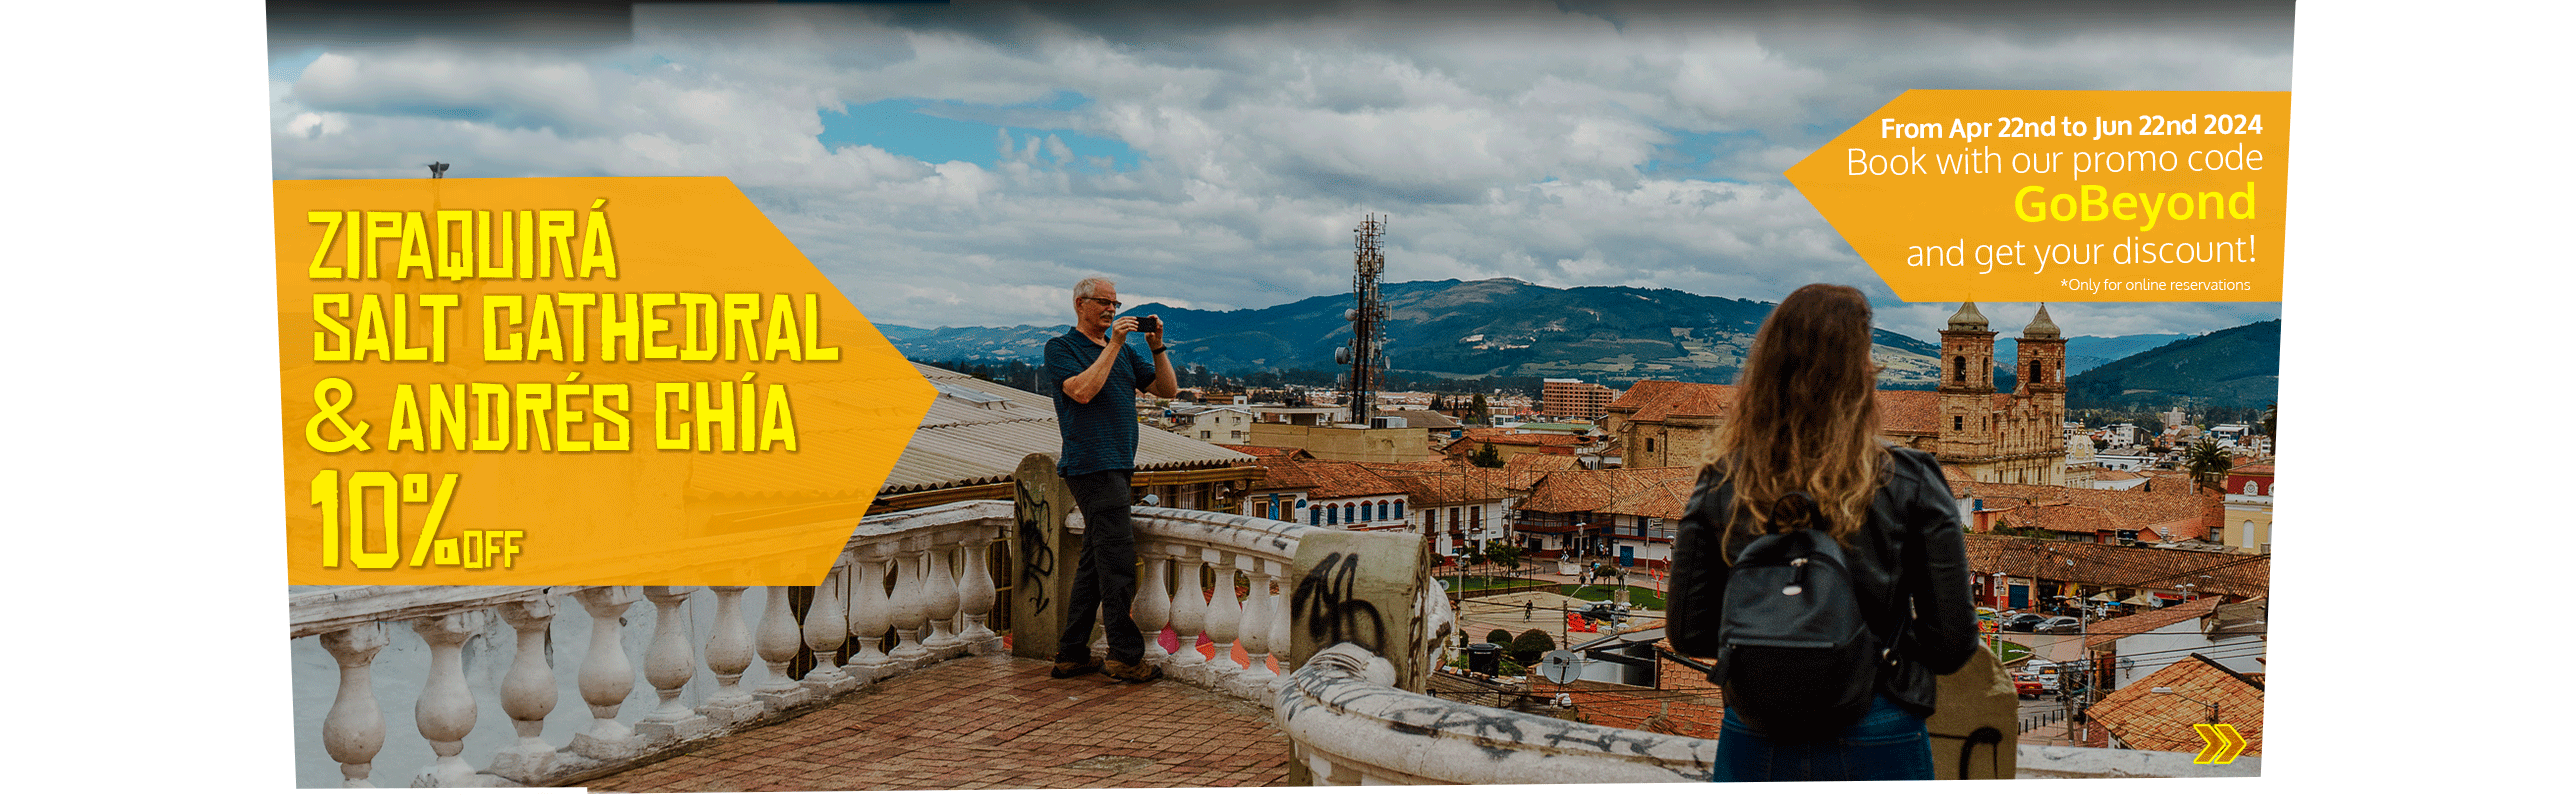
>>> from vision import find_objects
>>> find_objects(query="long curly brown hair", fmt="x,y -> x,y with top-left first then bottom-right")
1701,284 -> 1887,547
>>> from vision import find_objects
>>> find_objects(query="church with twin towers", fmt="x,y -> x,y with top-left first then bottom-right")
1608,301 -> 2081,488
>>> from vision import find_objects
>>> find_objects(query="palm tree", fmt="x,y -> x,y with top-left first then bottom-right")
2261,403 -> 2277,454
2184,438 -> 2233,493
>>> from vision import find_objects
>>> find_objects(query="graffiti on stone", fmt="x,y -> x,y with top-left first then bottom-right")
1293,552 -> 1386,654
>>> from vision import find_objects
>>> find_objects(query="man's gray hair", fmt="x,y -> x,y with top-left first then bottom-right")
1072,276 -> 1115,300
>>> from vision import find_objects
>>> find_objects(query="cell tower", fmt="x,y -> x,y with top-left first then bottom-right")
1334,214 -> 1388,427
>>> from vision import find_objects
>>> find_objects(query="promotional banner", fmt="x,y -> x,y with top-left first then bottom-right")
276,177 -> 935,587
1791,90 -> 2288,302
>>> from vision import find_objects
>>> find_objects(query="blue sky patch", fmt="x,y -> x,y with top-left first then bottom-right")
818,94 -> 1140,172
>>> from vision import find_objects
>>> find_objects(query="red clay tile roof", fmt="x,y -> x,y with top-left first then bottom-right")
2084,596 -> 2223,648
1501,452 -> 1583,472
1603,380 -> 1735,423
2084,655 -> 2263,757
1454,431 -> 1591,449
1286,460 -> 1409,500
1953,480 -> 2224,538
1874,390 -> 1940,434
1964,535 -> 2268,596
1606,380 -> 1940,435
1218,444 -> 1308,460
1383,470 -> 1519,506
1518,468 -> 1696,518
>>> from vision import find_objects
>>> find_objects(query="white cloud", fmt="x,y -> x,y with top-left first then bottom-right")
268,2 -> 2291,332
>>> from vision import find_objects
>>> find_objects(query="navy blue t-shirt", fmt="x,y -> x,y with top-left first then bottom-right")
1045,331 -> 1157,476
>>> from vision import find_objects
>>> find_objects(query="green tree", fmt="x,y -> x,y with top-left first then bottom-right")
1483,540 -> 1526,574
2184,438 -> 2234,492
1467,443 -> 1507,468
1486,629 -> 1513,646
2261,402 -> 2277,453
1467,393 -> 1491,424
1508,629 -> 1556,665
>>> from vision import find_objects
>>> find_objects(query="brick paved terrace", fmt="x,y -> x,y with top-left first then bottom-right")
576,654 -> 1290,793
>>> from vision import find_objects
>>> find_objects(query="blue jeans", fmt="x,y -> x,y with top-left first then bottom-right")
1712,695 -> 1933,782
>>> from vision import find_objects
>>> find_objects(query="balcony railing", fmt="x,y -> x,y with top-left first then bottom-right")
288,456 -> 2247,787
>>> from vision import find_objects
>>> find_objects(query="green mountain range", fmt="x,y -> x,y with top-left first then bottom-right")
2063,319 -> 2280,411
877,279 -> 2276,404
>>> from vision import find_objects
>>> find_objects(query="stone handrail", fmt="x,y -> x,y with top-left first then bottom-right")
288,500 -> 1015,788
1281,642 -> 1718,784
1278,641 -> 2258,783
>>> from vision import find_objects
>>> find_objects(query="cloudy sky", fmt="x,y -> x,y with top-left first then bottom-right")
268,1 -> 2292,341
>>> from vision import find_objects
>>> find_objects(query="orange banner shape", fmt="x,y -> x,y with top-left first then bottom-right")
1788,91 -> 2288,302
275,177 -> 936,587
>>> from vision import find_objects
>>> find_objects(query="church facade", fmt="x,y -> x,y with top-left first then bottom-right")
1606,302 -> 2079,487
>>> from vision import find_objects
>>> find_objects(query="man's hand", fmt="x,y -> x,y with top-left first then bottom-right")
1109,316 -> 1142,343
1142,315 -> 1165,350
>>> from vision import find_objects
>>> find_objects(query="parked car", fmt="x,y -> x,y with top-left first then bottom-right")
2036,617 -> 2084,634
2002,613 -> 2049,632
2013,675 -> 2045,698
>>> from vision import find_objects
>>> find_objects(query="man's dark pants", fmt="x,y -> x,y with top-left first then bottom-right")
1058,469 -> 1145,664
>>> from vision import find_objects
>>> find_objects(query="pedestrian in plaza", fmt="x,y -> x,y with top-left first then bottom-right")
1666,284 -> 1977,781
1042,276 -> 1176,684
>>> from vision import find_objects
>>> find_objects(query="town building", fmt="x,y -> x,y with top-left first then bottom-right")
2083,654 -> 2264,759
1540,378 -> 1617,420
1250,421 -> 1438,462
2224,461 -> 2274,554
1604,303 -> 2072,487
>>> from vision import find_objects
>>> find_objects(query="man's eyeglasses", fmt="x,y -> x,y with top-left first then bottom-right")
1081,297 -> 1121,311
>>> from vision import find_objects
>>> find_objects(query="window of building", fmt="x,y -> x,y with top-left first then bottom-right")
1425,508 -> 1437,533
1954,415 -> 1965,431
1954,356 -> 1968,382
1645,438 -> 1655,453
2029,360 -> 2043,384
1394,500 -> 1405,519
1361,502 -> 1374,522
2244,480 -> 2259,496
2117,529 -> 2138,545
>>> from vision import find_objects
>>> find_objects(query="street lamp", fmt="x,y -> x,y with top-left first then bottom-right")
1990,572 -> 2009,665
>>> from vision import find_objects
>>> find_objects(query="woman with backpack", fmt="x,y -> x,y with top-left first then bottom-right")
1666,284 -> 1980,781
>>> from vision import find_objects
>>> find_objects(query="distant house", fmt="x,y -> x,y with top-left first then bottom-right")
2224,461 -> 2274,554
2083,654 -> 2263,759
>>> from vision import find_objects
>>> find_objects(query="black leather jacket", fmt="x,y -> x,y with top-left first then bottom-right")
1666,446 -> 1979,714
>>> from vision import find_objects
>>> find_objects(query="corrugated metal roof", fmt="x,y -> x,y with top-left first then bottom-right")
878,363 -> 1251,493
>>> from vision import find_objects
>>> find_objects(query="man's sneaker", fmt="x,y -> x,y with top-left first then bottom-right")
1102,659 -> 1161,684
1051,654 -> 1103,679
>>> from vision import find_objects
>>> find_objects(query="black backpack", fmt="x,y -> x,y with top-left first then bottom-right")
1710,492 -> 1903,741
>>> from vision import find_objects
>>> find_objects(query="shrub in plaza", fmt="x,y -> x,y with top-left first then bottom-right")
1486,629 -> 1513,645
1508,629 -> 1555,665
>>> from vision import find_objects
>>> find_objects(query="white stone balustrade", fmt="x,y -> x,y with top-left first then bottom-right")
285,501 -> 1028,788
290,500 -> 2237,787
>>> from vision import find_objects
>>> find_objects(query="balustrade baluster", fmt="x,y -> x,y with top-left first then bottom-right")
1132,544 -> 1172,664
922,538 -> 964,656
755,585 -> 813,708
637,587 -> 712,740
957,537 -> 1001,655
699,586 -> 759,725
847,552 -> 896,679
1168,545 -> 1208,666
410,613 -> 489,787
801,567 -> 861,696
887,547 -> 931,664
1267,562 -> 1293,676
318,623 -> 389,788
569,587 -> 643,761
1205,550 -> 1242,676
1237,561 -> 1275,686
491,598 -> 561,782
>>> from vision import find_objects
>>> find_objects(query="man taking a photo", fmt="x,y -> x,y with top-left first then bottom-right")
1043,276 -> 1178,683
